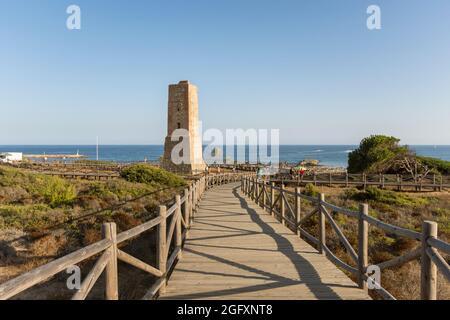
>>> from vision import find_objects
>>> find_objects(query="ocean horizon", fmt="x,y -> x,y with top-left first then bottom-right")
1,145 -> 450,168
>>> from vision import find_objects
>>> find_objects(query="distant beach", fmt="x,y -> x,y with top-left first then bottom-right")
1,145 -> 449,168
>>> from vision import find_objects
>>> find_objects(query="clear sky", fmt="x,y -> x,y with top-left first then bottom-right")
1,0 -> 449,145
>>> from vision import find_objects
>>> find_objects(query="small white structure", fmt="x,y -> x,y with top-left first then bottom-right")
0,152 -> 23,163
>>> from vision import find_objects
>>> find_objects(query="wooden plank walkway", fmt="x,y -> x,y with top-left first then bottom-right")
160,183 -> 371,300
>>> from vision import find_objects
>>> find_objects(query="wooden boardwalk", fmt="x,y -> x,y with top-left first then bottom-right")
160,183 -> 371,300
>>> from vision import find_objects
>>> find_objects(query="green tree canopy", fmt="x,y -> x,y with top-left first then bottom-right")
347,135 -> 409,173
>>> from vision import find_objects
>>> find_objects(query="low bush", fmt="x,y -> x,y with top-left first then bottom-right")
345,187 -> 427,207
41,179 -> 77,208
0,167 -> 76,208
303,183 -> 320,197
417,156 -> 450,175
84,182 -> 115,198
120,165 -> 186,187
0,204 -> 63,231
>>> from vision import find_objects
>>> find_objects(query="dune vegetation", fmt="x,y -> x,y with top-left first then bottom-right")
293,182 -> 450,300
0,164 -> 186,283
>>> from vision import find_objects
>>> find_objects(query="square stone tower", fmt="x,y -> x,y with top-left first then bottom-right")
162,81 -> 206,174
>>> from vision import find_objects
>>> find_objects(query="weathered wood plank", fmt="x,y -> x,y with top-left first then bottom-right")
117,249 -> 162,277
160,183 -> 371,300
0,239 -> 111,300
72,250 -> 110,300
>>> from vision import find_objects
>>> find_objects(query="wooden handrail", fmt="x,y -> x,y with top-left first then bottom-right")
0,238 -> 112,299
242,176 -> 450,300
376,247 -> 421,271
428,236 -> 450,255
72,250 -> 111,300
0,172 -> 252,300
268,172 -> 450,191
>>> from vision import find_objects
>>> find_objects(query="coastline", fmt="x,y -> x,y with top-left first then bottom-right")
1,145 -> 450,168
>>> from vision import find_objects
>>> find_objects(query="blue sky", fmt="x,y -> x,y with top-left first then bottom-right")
1,0 -> 449,145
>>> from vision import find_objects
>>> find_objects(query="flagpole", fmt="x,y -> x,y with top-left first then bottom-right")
96,136 -> 99,161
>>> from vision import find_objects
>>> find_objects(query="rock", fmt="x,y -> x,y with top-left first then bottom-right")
299,159 -> 320,166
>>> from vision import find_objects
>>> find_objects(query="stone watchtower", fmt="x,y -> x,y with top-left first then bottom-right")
162,81 -> 206,174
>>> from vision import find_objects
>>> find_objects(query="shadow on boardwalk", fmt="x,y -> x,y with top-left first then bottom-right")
231,186 -> 341,300
160,184 -> 368,300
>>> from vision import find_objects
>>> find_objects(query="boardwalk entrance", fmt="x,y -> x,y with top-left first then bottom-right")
160,183 -> 370,300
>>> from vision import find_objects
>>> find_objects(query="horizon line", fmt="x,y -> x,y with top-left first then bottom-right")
1,144 -> 449,147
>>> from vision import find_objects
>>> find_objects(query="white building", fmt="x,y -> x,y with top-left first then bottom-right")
0,152 -> 23,163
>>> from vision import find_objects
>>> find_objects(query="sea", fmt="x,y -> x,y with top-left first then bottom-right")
1,145 -> 449,168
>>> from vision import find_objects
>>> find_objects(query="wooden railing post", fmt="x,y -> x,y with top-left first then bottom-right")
421,221 -> 437,300
255,179 -> 259,204
270,182 -> 275,217
247,177 -> 250,194
157,205 -> 167,294
318,193 -> 325,255
252,178 -> 256,200
281,184 -> 286,226
295,187 -> 301,236
195,181 -> 199,209
345,172 -> 349,187
188,186 -> 193,225
102,222 -> 118,300
184,188 -> 190,230
245,178 -> 249,195
358,204 -> 369,291
200,177 -> 203,197
261,181 -> 266,210
175,195 -> 182,259
192,184 -> 196,215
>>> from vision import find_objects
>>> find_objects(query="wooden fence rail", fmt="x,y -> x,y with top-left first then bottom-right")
241,177 -> 450,300
270,173 -> 450,191
0,173 -> 252,300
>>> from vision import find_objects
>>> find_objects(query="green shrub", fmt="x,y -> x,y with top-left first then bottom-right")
348,135 -> 409,173
0,167 -> 76,208
417,156 -> 450,175
0,204 -> 58,231
347,186 -> 427,207
303,183 -> 319,197
120,165 -> 186,187
42,178 -> 77,208
85,182 -> 115,198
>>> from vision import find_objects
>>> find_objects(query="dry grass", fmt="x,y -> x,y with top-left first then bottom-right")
0,165 -> 186,286
283,184 -> 450,300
